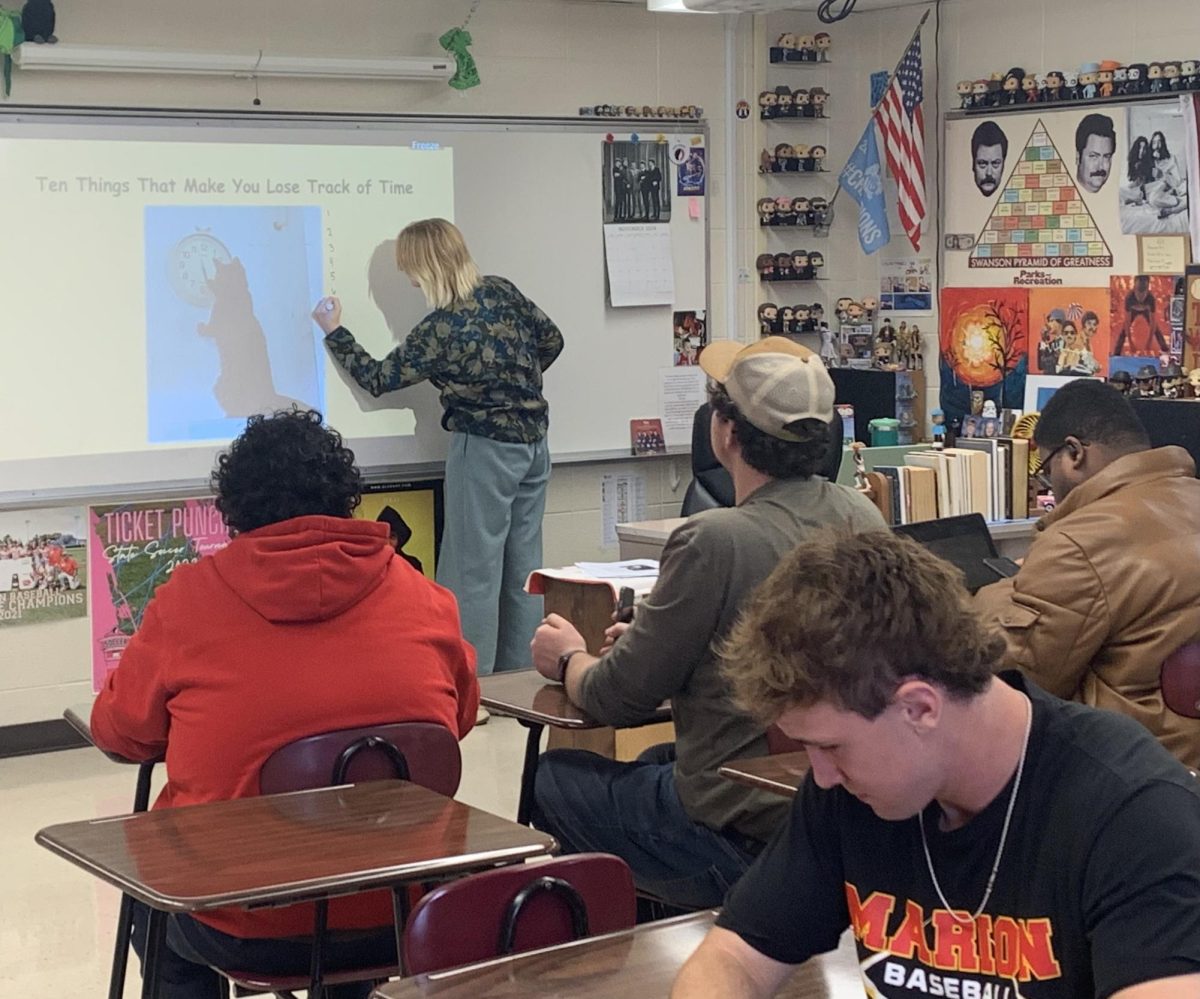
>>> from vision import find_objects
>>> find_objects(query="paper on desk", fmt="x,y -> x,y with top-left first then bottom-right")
525,565 -> 658,598
601,472 -> 647,547
603,223 -> 675,307
574,559 -> 660,578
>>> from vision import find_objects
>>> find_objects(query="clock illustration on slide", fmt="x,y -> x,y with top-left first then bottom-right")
168,231 -> 232,308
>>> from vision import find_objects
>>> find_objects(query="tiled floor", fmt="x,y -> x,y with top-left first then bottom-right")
0,715 -> 530,997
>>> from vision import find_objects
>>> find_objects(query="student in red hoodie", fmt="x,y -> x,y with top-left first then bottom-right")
91,408 -> 479,999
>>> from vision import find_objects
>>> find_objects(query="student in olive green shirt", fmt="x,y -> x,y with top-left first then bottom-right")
531,338 -> 884,908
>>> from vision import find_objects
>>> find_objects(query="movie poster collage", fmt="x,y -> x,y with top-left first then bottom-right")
939,275 -> 1196,431
938,97 -> 1194,426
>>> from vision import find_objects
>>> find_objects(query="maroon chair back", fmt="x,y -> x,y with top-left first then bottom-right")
1162,643 -> 1200,719
259,722 -> 462,797
402,853 -> 636,976
766,724 -> 804,755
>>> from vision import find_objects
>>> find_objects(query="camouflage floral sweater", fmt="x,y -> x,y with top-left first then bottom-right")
325,275 -> 564,443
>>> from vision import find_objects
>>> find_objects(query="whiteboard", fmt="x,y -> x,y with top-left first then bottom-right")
0,109 -> 708,502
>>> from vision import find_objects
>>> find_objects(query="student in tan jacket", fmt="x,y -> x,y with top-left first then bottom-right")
976,378 -> 1200,770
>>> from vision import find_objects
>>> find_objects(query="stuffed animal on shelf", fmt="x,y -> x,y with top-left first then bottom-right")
21,0 -> 56,43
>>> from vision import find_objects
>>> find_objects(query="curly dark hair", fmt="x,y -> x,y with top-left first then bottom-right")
212,409 -> 363,535
708,382 -> 830,479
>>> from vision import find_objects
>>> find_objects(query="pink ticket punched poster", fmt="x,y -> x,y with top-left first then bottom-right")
88,498 -> 230,692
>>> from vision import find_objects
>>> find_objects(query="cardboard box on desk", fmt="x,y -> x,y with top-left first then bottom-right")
525,568 -> 674,761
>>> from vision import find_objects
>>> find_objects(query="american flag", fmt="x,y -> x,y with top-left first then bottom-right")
873,32 -> 925,251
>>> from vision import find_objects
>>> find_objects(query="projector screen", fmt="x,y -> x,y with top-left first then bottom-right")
0,111 -> 708,501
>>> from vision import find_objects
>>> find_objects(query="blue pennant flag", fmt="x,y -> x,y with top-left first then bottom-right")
838,121 -> 891,255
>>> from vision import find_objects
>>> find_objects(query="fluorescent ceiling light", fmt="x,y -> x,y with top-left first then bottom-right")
13,44 -> 454,81
648,0 -> 709,11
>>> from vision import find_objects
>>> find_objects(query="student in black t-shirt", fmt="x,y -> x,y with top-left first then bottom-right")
672,531 -> 1200,999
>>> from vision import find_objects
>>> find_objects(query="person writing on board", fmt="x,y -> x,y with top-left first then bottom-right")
313,218 -> 564,702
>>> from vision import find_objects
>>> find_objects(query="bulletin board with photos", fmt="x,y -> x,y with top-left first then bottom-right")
940,98 -> 1196,425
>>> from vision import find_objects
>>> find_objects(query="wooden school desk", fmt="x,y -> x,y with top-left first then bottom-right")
479,669 -> 671,825
36,780 -> 557,999
372,910 -> 862,998
618,516 -> 1039,561
531,570 -> 676,760
718,751 -> 810,799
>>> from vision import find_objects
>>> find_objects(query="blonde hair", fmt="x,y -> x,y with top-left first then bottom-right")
395,218 -> 482,310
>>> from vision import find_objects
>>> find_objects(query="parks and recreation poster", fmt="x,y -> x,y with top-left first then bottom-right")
0,507 -> 88,629
88,498 -> 230,692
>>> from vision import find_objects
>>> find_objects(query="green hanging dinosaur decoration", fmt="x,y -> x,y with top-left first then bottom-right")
0,7 -> 25,97
438,26 -> 479,91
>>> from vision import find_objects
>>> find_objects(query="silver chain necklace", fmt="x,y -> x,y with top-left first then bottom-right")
918,694 -> 1032,925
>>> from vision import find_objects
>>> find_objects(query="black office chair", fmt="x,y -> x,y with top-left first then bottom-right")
680,405 -> 843,516
680,403 -> 735,515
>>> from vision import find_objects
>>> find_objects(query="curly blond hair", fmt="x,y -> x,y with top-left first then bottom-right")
721,531 -> 1004,722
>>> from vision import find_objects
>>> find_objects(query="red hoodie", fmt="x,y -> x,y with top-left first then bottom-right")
91,514 -> 479,938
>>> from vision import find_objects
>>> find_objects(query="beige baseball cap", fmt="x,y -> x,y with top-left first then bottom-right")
699,336 -> 835,441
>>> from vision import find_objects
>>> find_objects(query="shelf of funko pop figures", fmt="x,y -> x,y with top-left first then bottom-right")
761,115 -> 832,123
759,277 -> 827,284
948,88 -> 1199,118
768,58 -> 834,67
762,225 -> 832,238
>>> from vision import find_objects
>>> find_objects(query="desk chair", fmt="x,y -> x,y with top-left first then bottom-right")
680,403 -> 735,515
224,722 -> 462,999
1162,643 -> 1200,719
402,854 -> 636,975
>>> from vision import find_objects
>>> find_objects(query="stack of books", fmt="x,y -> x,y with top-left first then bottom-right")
869,439 -> 1030,526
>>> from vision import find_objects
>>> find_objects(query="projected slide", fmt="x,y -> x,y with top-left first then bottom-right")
146,205 -> 324,442
0,129 -> 454,466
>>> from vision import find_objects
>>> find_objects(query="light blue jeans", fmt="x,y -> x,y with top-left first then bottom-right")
437,432 -> 551,676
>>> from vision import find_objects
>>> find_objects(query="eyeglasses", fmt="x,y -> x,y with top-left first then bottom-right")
1032,441 -> 1085,490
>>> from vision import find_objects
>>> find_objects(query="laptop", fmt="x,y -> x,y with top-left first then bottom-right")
893,514 -> 1016,593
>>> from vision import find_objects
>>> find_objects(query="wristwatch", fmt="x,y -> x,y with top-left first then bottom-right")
555,648 -> 587,684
